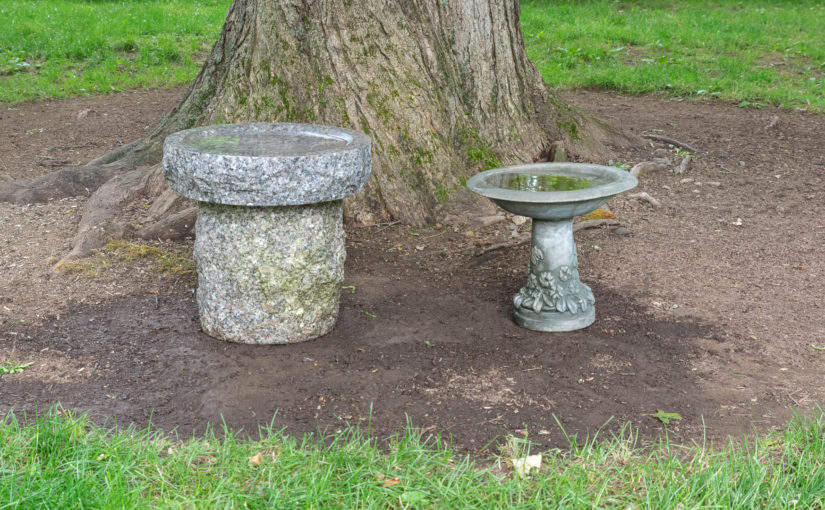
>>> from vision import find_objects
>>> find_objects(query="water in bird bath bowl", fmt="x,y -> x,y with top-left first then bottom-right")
467,162 -> 637,332
506,173 -> 595,192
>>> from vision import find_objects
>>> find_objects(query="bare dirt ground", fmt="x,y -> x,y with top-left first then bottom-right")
1,87 -> 823,452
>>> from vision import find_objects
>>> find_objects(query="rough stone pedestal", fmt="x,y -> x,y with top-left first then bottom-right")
195,201 -> 345,343
163,123 -> 371,344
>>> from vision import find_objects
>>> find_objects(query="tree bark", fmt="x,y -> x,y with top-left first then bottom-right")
1,0 -> 642,262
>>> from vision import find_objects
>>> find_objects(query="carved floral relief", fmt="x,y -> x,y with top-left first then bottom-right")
514,246 -> 594,314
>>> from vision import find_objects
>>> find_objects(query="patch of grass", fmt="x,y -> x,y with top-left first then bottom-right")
0,0 -> 232,104
0,361 -> 33,375
103,239 -> 195,274
151,250 -> 196,276
2,407 -> 825,507
53,258 -> 104,277
522,0 -> 825,112
103,239 -> 163,260
102,239 -> 194,275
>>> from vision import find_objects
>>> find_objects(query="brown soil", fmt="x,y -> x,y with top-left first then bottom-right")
1,89 -> 823,452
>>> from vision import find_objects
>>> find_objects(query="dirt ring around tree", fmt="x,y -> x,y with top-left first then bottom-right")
1,88 -> 824,451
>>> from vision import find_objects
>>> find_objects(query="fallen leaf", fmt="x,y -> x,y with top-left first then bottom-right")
382,476 -> 401,487
512,454 -> 542,476
249,452 -> 263,466
399,490 -> 428,505
647,410 -> 683,425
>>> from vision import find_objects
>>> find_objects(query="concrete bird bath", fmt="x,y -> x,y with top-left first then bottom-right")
163,123 -> 371,344
467,162 -> 637,332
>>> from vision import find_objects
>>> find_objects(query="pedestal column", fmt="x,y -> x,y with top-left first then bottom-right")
513,219 -> 595,332
194,200 -> 345,344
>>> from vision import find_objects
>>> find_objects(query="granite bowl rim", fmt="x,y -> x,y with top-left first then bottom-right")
163,121 -> 371,159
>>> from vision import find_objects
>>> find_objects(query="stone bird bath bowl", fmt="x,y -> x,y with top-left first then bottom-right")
467,162 -> 637,332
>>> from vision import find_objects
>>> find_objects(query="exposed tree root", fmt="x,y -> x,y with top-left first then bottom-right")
56,166 -> 157,266
0,162 -> 127,204
641,134 -> 698,154
628,192 -> 662,208
85,139 -> 145,166
134,207 -> 197,241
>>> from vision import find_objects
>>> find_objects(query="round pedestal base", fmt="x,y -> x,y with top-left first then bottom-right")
194,200 -> 345,344
514,306 -> 595,332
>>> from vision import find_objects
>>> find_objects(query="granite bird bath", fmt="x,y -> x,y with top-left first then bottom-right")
467,162 -> 637,332
163,123 -> 371,344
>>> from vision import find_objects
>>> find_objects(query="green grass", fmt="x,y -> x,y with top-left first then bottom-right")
3,1 -> 824,111
521,0 -> 825,111
2,407 -> 825,508
0,0 -> 232,103
0,361 -> 33,375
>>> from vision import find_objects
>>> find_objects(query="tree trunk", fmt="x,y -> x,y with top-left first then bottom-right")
1,0 -> 641,262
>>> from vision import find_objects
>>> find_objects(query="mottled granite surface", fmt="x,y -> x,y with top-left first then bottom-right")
194,201 -> 345,344
164,122 -> 371,344
163,123 -> 371,206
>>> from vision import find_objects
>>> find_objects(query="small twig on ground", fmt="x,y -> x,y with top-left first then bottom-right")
629,192 -> 661,208
788,389 -> 802,407
677,154 -> 692,174
641,134 -> 698,154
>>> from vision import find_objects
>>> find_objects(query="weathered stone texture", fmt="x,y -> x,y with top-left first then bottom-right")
163,123 -> 371,206
194,201 -> 345,344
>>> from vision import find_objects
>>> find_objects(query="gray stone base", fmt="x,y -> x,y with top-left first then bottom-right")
514,306 -> 595,332
194,201 -> 345,344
